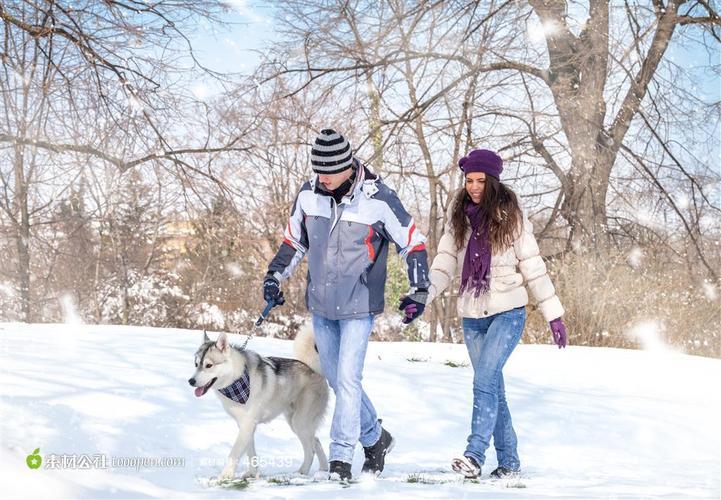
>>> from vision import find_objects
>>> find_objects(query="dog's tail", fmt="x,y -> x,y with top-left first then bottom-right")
294,323 -> 322,374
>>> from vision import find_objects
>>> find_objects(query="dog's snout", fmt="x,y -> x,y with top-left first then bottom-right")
188,377 -> 196,386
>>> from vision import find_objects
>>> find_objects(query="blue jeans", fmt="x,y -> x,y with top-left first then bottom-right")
312,314 -> 382,464
462,306 -> 526,470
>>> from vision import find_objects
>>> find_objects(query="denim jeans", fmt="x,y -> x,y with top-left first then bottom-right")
312,313 -> 382,464
462,306 -> 526,470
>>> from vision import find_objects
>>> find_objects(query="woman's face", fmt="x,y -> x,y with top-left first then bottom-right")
465,172 -> 486,204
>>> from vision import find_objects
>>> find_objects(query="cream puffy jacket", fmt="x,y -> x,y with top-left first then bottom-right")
427,211 -> 564,322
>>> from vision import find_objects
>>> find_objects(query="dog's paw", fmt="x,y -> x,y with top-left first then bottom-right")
218,466 -> 236,481
239,468 -> 259,480
313,469 -> 330,481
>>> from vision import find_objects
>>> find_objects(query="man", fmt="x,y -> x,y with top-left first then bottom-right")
263,128 -> 429,480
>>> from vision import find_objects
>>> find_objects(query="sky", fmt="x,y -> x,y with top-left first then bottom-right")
185,1 -> 276,76
183,0 -> 719,196
191,2 -> 719,91
187,1 -> 719,134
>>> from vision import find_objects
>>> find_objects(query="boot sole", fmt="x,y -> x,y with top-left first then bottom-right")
491,472 -> 520,479
451,457 -> 480,479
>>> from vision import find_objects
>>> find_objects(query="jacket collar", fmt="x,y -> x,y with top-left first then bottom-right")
311,160 -> 377,204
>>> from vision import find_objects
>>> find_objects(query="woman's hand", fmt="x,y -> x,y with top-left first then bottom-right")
398,288 -> 428,324
549,317 -> 567,349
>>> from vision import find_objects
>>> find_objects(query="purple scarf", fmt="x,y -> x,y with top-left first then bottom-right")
460,202 -> 491,297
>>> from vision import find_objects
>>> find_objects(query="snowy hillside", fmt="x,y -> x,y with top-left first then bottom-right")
0,322 -> 719,498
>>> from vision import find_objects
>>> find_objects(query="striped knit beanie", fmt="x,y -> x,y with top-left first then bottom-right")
311,129 -> 354,174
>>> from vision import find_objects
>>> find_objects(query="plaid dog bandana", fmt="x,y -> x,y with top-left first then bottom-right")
218,368 -> 250,404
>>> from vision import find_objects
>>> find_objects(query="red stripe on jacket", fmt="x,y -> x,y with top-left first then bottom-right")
365,226 -> 376,261
407,223 -> 416,246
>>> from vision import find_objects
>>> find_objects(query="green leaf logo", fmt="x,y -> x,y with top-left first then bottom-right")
26,448 -> 42,469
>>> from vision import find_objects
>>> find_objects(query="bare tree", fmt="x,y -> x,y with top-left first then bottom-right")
256,0 -> 720,270
0,1 -> 254,321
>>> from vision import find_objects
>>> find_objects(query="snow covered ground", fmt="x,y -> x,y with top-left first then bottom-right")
0,322 -> 719,498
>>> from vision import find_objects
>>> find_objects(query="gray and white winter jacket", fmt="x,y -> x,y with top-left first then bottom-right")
267,165 -> 430,320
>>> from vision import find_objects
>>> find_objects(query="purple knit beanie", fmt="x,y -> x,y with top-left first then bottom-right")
459,149 -> 503,179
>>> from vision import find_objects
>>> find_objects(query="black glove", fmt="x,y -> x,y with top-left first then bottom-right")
398,288 -> 428,324
263,274 -> 285,306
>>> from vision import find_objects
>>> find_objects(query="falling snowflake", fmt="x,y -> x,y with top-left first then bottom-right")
127,94 -> 145,113
625,320 -> 673,353
627,247 -> 643,269
0,282 -> 16,298
192,83 -> 209,100
227,263 -> 244,278
61,293 -> 84,325
674,194 -> 690,210
702,281 -> 718,301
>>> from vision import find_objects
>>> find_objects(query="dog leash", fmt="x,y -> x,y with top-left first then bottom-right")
238,298 -> 278,350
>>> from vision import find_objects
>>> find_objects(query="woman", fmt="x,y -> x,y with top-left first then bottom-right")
424,149 -> 567,479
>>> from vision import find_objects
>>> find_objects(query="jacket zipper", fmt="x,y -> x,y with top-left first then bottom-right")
328,197 -> 338,317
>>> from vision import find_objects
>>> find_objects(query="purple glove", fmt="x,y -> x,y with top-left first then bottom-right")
398,289 -> 428,324
400,300 -> 421,324
549,318 -> 567,349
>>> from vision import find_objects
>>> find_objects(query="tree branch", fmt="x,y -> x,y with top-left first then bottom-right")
0,134 -> 252,173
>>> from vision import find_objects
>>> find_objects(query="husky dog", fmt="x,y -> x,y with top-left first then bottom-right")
188,325 -> 328,480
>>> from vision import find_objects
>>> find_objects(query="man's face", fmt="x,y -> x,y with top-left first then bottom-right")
318,168 -> 353,191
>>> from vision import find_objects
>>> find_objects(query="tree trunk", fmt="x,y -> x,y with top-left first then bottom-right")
13,145 -> 32,322
561,150 -> 614,252
366,76 -> 384,174
400,48 -> 440,341
529,0 -> 684,252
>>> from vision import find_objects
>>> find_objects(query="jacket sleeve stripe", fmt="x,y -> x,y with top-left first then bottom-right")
365,226 -> 376,261
407,223 -> 416,246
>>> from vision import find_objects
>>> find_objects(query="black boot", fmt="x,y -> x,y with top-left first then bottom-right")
490,466 -> 519,479
329,460 -> 352,481
361,424 -> 395,475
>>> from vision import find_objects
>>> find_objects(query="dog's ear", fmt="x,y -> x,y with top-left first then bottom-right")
203,330 -> 210,343
216,332 -> 229,352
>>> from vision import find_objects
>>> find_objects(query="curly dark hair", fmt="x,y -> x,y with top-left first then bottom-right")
449,176 -> 523,253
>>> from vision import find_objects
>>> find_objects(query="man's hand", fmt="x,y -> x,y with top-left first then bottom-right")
263,274 -> 285,306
